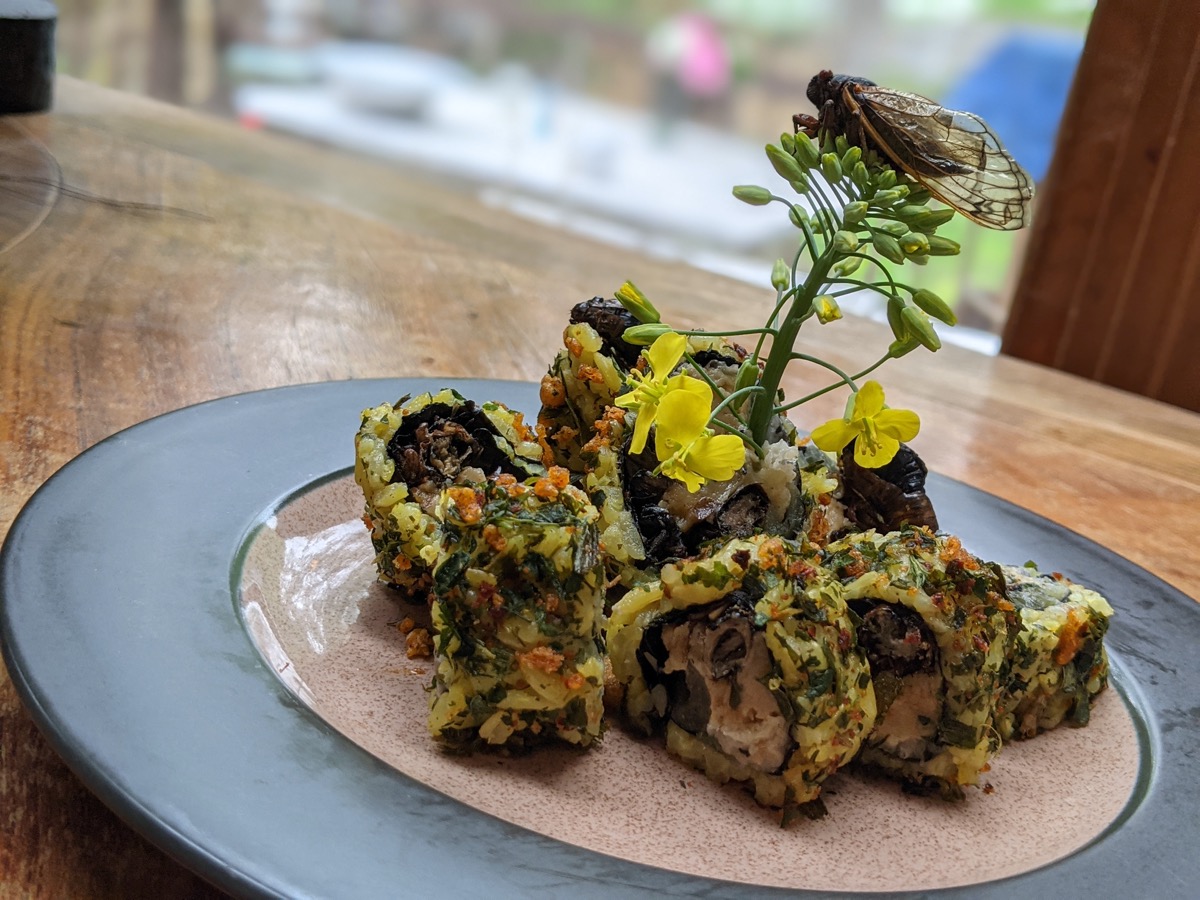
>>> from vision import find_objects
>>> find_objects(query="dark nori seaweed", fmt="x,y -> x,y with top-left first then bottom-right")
569,297 -> 642,367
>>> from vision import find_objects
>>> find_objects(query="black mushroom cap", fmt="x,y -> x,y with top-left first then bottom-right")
569,297 -> 643,368
839,442 -> 938,533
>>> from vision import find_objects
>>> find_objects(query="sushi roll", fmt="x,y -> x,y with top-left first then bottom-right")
354,389 -> 544,600
606,535 -> 877,810
823,529 -> 1015,797
427,469 -> 606,750
538,305 -> 630,472
996,564 -> 1113,740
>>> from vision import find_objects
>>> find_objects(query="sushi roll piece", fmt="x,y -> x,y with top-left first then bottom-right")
427,469 -> 606,750
606,535 -> 877,810
354,389 -> 544,600
996,564 -> 1113,740
538,304 -> 631,472
823,529 -> 1015,797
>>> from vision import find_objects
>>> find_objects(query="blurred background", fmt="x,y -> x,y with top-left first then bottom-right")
53,0 -> 1095,350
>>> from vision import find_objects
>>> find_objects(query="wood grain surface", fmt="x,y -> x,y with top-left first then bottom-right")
1,78 -> 1198,899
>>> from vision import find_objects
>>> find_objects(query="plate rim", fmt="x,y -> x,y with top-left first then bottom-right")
2,378 -> 1197,899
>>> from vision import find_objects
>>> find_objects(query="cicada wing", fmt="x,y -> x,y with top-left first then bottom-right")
852,85 -> 1035,231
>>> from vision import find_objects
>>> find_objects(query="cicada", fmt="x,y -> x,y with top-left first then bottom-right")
794,70 -> 1034,231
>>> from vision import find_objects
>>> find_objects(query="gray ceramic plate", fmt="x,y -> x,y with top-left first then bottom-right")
2,379 -> 1197,899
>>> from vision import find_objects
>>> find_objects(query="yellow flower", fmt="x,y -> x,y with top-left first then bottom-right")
615,332 -> 708,454
809,380 -> 919,468
654,389 -> 747,492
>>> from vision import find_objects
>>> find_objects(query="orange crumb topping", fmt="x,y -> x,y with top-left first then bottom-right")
539,373 -> 566,408
445,486 -> 482,524
405,628 -> 433,659
518,646 -> 564,673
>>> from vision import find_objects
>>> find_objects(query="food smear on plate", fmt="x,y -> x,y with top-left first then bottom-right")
351,84 -> 1113,821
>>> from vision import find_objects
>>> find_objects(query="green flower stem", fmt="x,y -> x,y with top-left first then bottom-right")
672,327 -> 777,338
772,196 -> 821,260
747,248 -> 839,443
754,288 -> 788,363
789,353 -> 857,389
709,416 -> 765,457
777,353 -> 891,411
709,384 -> 765,423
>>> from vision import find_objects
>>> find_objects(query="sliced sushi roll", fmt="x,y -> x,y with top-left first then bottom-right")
606,535 -> 877,809
538,306 -> 630,472
996,564 -> 1113,740
354,389 -> 544,599
427,470 -> 606,751
625,438 -> 843,566
823,529 -> 1015,797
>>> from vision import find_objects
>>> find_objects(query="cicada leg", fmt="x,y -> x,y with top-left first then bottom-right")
792,112 -> 820,136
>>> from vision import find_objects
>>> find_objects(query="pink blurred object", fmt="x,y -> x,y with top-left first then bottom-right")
647,12 -> 731,98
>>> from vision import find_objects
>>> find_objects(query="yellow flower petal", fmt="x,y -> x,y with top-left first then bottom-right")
875,408 -> 920,442
853,380 -> 886,418
687,434 -> 748,482
654,387 -> 710,445
629,403 -> 655,454
854,432 -> 901,468
810,418 -> 859,453
646,332 -> 687,379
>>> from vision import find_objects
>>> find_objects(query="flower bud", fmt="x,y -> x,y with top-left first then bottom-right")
821,152 -> 843,184
832,255 -> 863,277
918,207 -> 955,229
831,230 -> 860,254
905,186 -> 932,205
911,288 -> 957,326
834,135 -> 850,156
887,335 -> 922,358
767,144 -> 807,184
789,206 -> 806,229
851,160 -> 871,192
793,133 -> 820,168
899,232 -> 930,256
925,234 -> 961,256
871,189 -> 902,208
876,168 -> 897,190
734,359 -> 760,395
732,184 -> 772,206
622,322 -> 672,345
814,295 -> 842,324
841,145 -> 862,170
872,232 -> 906,264
886,295 -> 909,341
892,184 -> 911,200
877,220 -> 908,237
906,252 -> 929,266
789,175 -> 810,194
901,307 -> 942,351
615,281 -> 661,323
809,212 -> 827,234
895,205 -> 932,225
770,258 -> 790,291
843,200 -> 868,225
780,132 -> 796,155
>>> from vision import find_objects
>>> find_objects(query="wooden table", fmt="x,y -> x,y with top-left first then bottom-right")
2,78 -> 1198,899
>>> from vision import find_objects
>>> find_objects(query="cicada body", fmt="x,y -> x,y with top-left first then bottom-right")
795,70 -> 1034,231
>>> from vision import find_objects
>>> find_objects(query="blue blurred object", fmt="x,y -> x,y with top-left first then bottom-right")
942,31 -> 1084,182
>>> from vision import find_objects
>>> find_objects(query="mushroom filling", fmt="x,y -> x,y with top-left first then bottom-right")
636,591 -> 792,774
852,602 -> 943,760
386,400 -> 530,511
